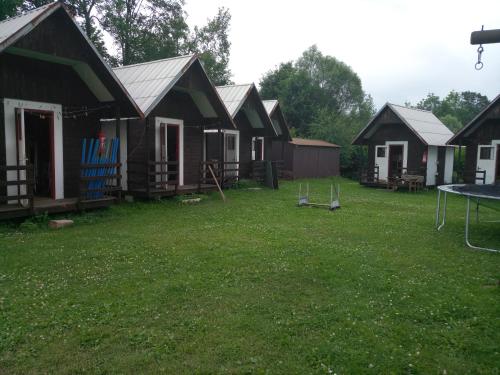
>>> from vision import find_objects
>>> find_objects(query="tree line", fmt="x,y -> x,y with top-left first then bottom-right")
260,46 -> 490,174
1,0 -> 232,85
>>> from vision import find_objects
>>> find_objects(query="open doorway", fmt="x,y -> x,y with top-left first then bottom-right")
24,110 -> 54,198
388,145 -> 404,177
252,137 -> 264,161
167,124 -> 179,182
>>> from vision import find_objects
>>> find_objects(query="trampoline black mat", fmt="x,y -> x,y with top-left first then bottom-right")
439,184 -> 500,200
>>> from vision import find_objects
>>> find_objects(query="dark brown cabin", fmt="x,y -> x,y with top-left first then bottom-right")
210,84 -> 276,180
352,103 -> 455,187
113,55 -> 236,197
262,100 -> 292,165
281,138 -> 340,179
448,94 -> 500,185
0,3 -> 142,218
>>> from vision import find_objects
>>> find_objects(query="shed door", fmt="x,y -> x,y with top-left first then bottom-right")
477,145 -> 496,184
375,145 -> 388,181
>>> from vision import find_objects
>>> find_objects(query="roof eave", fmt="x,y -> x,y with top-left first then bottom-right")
0,2 -> 60,55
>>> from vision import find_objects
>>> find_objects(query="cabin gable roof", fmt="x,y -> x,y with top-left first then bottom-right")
447,93 -> 500,144
352,103 -> 453,146
0,2 -> 142,118
216,84 -> 276,136
114,55 -> 235,127
262,99 -> 292,141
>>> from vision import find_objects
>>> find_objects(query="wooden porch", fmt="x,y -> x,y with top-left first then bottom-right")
359,166 -> 426,191
0,160 -> 122,220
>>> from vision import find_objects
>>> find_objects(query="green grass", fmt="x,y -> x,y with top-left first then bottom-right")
0,178 -> 499,374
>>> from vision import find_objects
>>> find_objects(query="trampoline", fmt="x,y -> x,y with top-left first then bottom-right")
435,184 -> 500,253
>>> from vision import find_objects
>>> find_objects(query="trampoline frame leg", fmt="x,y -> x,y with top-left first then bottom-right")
436,190 -> 447,231
465,196 -> 500,253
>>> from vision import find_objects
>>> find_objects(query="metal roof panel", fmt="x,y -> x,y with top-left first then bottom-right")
113,55 -> 195,115
216,84 -> 253,118
389,104 -> 453,146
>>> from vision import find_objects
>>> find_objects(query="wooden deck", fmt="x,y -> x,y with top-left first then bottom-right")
128,184 -> 218,199
0,196 -> 116,220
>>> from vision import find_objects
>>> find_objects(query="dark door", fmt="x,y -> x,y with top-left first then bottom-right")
24,111 -> 53,198
388,145 -> 404,177
254,138 -> 263,161
167,125 -> 179,182
496,145 -> 500,184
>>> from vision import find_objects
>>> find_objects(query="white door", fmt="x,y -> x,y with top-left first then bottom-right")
426,146 -> 438,186
477,145 -> 496,184
375,145 -> 388,181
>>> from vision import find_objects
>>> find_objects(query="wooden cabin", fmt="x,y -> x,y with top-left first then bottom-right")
209,84 -> 276,181
0,3 -> 142,219
447,94 -> 500,185
281,138 -> 340,179
112,55 -> 235,198
352,103 -> 454,187
263,100 -> 292,164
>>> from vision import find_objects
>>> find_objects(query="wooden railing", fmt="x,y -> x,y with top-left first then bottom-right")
458,169 -> 486,184
360,165 -> 379,184
128,160 -> 179,195
251,161 -> 266,182
274,160 -> 285,179
80,162 -> 122,201
0,164 -> 35,212
199,161 -> 239,189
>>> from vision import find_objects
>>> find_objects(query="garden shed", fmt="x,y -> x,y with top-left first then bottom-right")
447,94 -> 500,185
281,138 -> 340,179
352,103 -> 455,187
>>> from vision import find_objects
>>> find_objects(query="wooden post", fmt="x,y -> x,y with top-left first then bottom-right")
115,106 -> 122,201
458,142 -> 463,183
198,125 -> 204,192
208,164 -> 226,202
218,122 -> 224,187
145,117 -> 151,198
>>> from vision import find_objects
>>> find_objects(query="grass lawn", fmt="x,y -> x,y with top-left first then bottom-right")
0,178 -> 499,374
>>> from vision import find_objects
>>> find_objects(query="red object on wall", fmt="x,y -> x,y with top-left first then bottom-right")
98,130 -> 106,154
422,150 -> 428,164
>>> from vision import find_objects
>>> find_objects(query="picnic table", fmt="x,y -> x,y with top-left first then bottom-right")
388,174 -> 424,192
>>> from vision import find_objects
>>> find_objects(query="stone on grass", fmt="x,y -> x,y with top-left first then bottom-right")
49,219 -> 74,229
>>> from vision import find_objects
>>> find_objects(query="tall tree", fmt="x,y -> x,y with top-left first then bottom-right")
190,7 -> 232,85
260,45 -> 375,175
138,0 -> 189,61
0,0 -> 21,21
415,91 -> 489,131
260,62 -> 320,135
99,0 -> 147,65
99,0 -> 188,66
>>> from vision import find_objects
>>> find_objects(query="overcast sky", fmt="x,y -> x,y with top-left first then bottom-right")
184,0 -> 500,109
